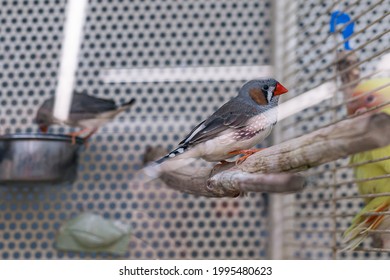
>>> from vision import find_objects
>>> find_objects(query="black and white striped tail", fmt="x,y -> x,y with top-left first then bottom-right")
120,98 -> 136,108
155,145 -> 188,164
143,144 -> 192,179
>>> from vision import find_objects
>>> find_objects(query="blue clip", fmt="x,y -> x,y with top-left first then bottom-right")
330,10 -> 354,50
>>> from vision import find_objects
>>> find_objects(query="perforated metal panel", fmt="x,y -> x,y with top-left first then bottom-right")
0,0 -> 273,259
277,0 -> 390,259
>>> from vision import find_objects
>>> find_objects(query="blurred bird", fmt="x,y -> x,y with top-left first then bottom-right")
35,92 -> 135,144
146,78 -> 288,175
343,77 -> 390,250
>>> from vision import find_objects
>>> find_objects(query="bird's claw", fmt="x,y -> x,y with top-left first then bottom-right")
68,128 -> 96,146
228,148 -> 265,165
69,133 -> 77,145
235,155 -> 251,166
82,138 -> 90,148
81,128 -> 97,148
210,160 -> 230,176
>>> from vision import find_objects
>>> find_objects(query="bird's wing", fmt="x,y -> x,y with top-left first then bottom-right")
70,93 -> 117,114
179,98 -> 260,146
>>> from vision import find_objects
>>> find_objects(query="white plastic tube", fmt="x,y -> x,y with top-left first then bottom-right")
53,0 -> 88,121
100,66 -> 273,83
278,82 -> 335,121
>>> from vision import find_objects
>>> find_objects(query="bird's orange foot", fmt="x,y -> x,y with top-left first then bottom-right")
69,132 -> 77,145
81,128 -> 97,148
68,128 -> 90,145
228,148 -> 265,165
82,138 -> 90,148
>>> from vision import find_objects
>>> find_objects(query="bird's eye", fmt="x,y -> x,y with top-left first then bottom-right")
262,85 -> 269,91
366,95 -> 375,103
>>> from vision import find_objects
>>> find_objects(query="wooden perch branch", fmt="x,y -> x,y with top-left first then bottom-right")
154,166 -> 304,198
143,112 -> 390,198
241,113 -> 390,173
143,147 -> 305,197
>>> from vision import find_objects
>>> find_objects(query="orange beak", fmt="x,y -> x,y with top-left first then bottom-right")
274,82 -> 288,96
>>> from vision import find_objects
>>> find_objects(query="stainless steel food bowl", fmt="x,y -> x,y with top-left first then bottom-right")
0,134 -> 84,185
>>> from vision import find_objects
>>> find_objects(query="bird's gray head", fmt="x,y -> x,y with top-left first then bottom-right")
34,98 -> 55,133
238,78 -> 288,107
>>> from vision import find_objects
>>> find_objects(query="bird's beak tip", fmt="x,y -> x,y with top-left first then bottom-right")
274,82 -> 288,95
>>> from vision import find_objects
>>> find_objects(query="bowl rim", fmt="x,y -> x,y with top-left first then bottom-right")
0,133 -> 85,144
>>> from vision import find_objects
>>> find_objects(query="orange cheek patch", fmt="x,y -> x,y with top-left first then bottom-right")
249,88 -> 268,105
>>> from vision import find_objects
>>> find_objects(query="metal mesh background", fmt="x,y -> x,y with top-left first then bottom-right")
0,0 -> 273,259
278,0 -> 390,259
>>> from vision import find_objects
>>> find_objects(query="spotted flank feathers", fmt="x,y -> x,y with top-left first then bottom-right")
155,145 -> 188,164
232,114 -> 270,140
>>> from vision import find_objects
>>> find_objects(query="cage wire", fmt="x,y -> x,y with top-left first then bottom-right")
0,0 -> 273,259
0,0 -> 388,260
274,0 -> 390,259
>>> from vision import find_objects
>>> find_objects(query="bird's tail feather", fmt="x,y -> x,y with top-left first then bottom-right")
342,199 -> 389,251
112,98 -> 136,115
155,145 -> 188,164
119,98 -> 136,109
142,145 -> 191,179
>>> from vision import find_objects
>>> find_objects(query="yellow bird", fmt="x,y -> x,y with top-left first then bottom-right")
343,77 -> 390,250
